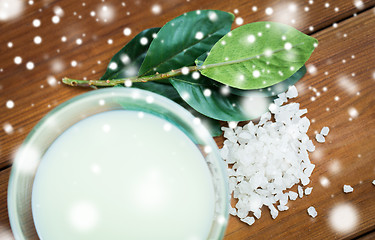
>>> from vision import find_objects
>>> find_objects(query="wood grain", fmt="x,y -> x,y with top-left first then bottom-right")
356,231 -> 375,240
0,0 -> 374,239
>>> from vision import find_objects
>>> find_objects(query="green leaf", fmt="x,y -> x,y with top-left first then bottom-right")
100,27 -> 180,98
138,10 -> 234,76
99,27 -> 179,100
195,54 -> 306,96
101,27 -> 161,80
229,65 -> 306,97
99,27 -> 221,136
200,22 -> 318,90
170,76 -> 275,121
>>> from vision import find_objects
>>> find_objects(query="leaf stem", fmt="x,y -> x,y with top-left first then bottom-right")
62,42 -> 305,87
62,66 -> 199,87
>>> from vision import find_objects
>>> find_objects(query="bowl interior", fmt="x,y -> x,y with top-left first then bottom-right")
8,88 -> 229,240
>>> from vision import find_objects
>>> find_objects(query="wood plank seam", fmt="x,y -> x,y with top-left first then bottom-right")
308,3 -> 375,35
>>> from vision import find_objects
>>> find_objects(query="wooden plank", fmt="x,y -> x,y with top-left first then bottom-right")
357,230 -> 375,240
223,9 -> 375,240
1,0 -> 374,169
0,0 -> 374,239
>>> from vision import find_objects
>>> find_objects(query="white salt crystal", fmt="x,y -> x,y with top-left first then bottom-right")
286,85 -> 298,98
259,112 -> 271,125
221,84 -> 324,224
277,205 -> 289,211
274,98 -> 284,106
298,185 -> 304,198
268,103 -> 278,113
307,206 -> 317,218
296,109 -> 308,117
240,216 -> 255,225
372,180 -> 375,186
268,205 -> 279,219
253,209 -> 261,219
343,185 -> 353,193
305,187 -> 313,195
237,209 -> 248,219
299,117 -> 310,133
303,164 -> 315,177
220,145 -> 229,159
306,140 -> 315,152
277,92 -> 287,102
315,134 -> 325,143
229,206 -> 237,216
321,126 -> 330,136
300,174 -> 310,186
288,191 -> 298,200
279,194 -> 288,206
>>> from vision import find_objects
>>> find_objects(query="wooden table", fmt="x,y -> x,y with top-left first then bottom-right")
1,0 -> 374,239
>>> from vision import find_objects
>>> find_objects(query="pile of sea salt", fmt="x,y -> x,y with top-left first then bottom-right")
221,85 -> 327,225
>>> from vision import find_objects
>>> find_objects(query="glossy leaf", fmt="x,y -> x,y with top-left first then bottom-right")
100,28 -> 178,102
200,22 -> 318,89
101,28 -> 160,80
229,65 -> 306,97
170,76 -> 275,121
196,54 -> 306,96
100,28 -> 222,136
98,29 -> 220,136
100,27 -> 180,99
138,10 -> 234,76
119,82 -> 223,136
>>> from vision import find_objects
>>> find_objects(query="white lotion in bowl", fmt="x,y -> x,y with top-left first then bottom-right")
32,110 -> 215,240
